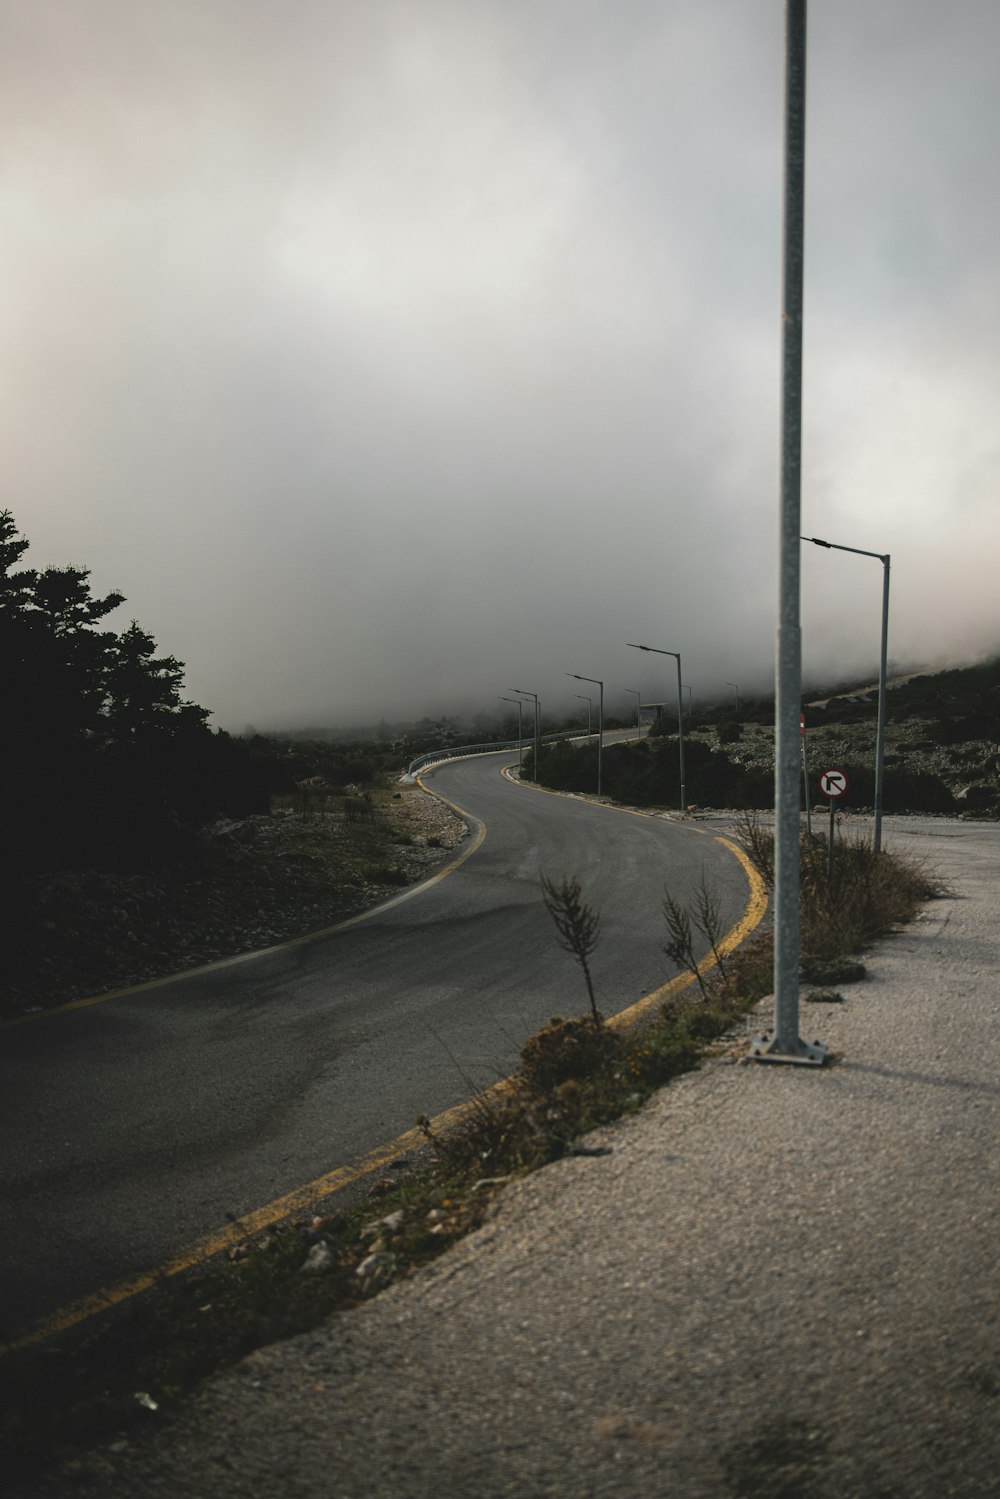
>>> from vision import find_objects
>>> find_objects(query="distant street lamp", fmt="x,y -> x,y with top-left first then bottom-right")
684,684 -> 692,716
499,695 -> 524,770
573,693 -> 593,738
627,643 -> 687,811
624,688 -> 641,740
726,681 -> 741,712
567,673 -> 604,794
510,688 -> 540,783
802,535 -> 891,852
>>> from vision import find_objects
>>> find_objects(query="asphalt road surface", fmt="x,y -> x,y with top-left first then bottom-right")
0,752 -> 753,1341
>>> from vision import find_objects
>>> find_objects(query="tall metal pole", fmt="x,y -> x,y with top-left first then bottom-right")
674,654 -> 687,812
567,674 -> 603,795
625,688 -> 641,740
627,643 -> 687,812
726,682 -> 741,711
499,696 -> 523,772
750,0 -> 825,1066
511,689 -> 539,783
802,537 -> 891,852
874,553 -> 891,853
574,694 -> 593,738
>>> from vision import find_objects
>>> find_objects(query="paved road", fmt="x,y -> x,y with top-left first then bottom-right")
31,816 -> 997,1499
0,753 -> 753,1341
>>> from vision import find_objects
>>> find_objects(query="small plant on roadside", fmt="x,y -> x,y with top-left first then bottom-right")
540,873 -> 602,1024
731,809 -> 775,889
691,869 -> 730,982
662,889 -> 711,1000
520,1014 -> 619,1092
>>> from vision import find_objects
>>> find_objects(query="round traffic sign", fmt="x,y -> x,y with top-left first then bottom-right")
819,768 -> 848,799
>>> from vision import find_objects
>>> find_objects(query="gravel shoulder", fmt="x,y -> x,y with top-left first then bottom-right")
29,815 -> 1000,1499
4,782 -> 465,1020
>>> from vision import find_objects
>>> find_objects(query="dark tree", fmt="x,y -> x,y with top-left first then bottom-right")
0,510 -> 263,875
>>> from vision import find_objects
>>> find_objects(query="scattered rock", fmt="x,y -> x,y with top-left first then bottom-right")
355,1251 -> 393,1279
362,1209 -> 405,1238
804,988 -> 844,1004
301,1240 -> 334,1273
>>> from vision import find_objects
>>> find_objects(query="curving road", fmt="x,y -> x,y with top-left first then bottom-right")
0,752 -> 757,1342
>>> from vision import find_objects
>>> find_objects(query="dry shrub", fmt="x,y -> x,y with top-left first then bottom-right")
343,791 -> 378,826
418,1092 -> 547,1175
724,929 -> 775,1004
731,810 -> 775,889
799,833 -> 942,961
519,1014 -> 619,1092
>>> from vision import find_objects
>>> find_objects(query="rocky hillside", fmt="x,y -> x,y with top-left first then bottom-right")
703,714 -> 999,815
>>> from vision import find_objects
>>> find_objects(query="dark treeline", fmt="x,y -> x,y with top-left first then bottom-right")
524,736 -> 774,810
525,731 -> 958,813
0,511 -> 277,878
0,514 -> 416,883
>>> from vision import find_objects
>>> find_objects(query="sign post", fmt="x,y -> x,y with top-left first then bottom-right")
819,768 -> 848,880
800,712 -> 812,838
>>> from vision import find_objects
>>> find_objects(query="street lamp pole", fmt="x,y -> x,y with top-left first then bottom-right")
499,695 -> 524,772
803,535 -> 891,852
627,644 -> 686,811
624,688 -> 641,740
573,693 -> 593,738
567,673 -> 604,795
750,0 -> 825,1066
510,689 -> 540,783
726,682 -> 741,712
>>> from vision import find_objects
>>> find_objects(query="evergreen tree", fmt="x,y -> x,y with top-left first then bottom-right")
0,510 -> 263,874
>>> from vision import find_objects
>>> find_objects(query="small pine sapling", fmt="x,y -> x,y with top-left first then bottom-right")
662,889 -> 711,1000
540,873 -> 601,1024
692,869 -> 729,981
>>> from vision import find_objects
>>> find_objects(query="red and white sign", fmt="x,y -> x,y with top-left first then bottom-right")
819,768 -> 848,799
800,713 -> 806,736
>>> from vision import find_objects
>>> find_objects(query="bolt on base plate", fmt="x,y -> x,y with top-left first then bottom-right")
748,1032 -> 828,1066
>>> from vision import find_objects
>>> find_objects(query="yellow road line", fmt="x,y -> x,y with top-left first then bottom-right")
2,776 -> 766,1353
0,1090 -> 502,1356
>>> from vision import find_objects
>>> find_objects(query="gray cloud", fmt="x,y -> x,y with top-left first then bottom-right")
2,0 -> 998,729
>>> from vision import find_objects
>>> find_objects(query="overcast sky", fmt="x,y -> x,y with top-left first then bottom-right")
3,0 -> 998,730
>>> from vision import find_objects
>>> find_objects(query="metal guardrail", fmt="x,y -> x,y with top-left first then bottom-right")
407,729 -> 586,777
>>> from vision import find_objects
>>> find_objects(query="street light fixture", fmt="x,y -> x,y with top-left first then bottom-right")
573,693 -> 593,738
567,673 -> 604,795
627,644 -> 686,811
510,689 -> 540,783
499,695 -> 524,771
802,534 -> 891,852
624,688 -> 641,740
726,682 -> 741,712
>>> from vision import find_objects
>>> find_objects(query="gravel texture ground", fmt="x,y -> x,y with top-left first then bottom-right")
21,814 -> 999,1499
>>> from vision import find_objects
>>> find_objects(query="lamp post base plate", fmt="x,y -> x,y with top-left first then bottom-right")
748,1032 -> 828,1066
